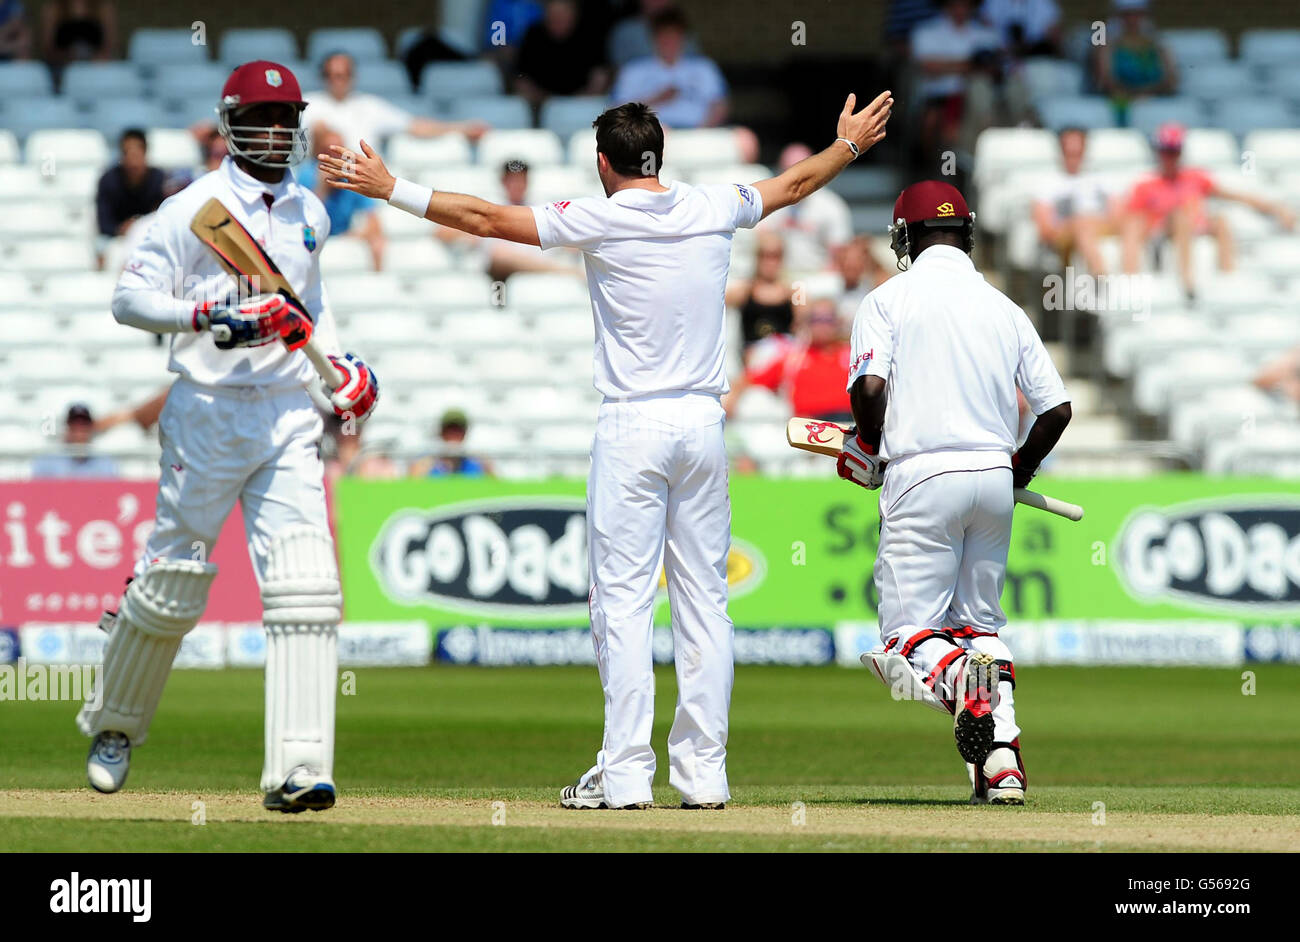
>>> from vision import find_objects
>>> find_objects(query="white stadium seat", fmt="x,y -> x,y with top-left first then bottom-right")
476,129 -> 565,168
326,273 -> 408,311
1079,128 -> 1151,172
1168,386 -> 1289,452
1197,270 -> 1286,313
345,311 -> 433,349
1239,30 -> 1300,70
973,128 -> 1059,191
442,96 -> 532,130
152,63 -> 233,106
527,312 -> 593,349
1020,58 -> 1084,102
420,61 -> 502,99
1211,98 -> 1298,140
1242,238 -> 1300,277
659,128 -> 743,170
1180,128 -> 1238,171
0,61 -> 54,98
2,238 -> 96,274
1036,95 -> 1115,132
383,238 -> 453,274
306,28 -> 388,64
414,165 -> 502,200
408,271 -> 495,310
1243,130 -> 1300,179
23,130 -> 109,170
94,347 -> 172,380
1205,421 -> 1300,475
527,165 -> 601,203
539,96 -> 607,138
0,201 -> 74,239
689,164 -> 771,186
146,128 -> 202,169
128,29 -> 211,67
1179,62 -> 1257,104
320,236 -> 374,275
0,272 -> 36,304
1133,351 -> 1254,415
87,100 -> 171,141
367,348 -> 462,384
506,273 -> 588,312
41,272 -> 116,310
4,346 -> 86,381
0,423 -> 49,454
218,28 -> 299,65
67,310 -> 154,348
385,132 -> 472,173
433,309 -> 512,345
1159,29 -> 1229,66
1266,65 -> 1300,100
350,61 -> 411,98
0,130 -> 19,164
1127,97 -> 1206,139
61,62 -> 145,103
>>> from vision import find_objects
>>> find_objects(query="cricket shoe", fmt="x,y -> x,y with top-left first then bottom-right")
86,731 -> 131,794
263,766 -> 336,813
680,802 -> 725,810
970,741 -> 1027,806
952,652 -> 1000,767
560,773 -> 652,810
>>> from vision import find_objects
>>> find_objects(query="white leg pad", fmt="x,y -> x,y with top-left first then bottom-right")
861,651 -> 952,715
78,559 -> 218,744
260,526 -> 342,792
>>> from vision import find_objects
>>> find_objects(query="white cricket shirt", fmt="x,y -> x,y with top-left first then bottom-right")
847,244 -> 1068,472
533,180 -> 764,403
113,157 -> 340,388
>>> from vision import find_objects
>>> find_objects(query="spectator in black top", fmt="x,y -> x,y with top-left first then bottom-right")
42,0 -> 114,70
514,0 -> 609,108
96,128 -> 164,239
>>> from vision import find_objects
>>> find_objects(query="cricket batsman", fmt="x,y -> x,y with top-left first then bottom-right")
77,60 -> 380,812
838,181 -> 1072,804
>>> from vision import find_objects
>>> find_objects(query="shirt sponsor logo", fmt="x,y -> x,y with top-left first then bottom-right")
302,224 -> 317,252
551,200 -> 571,214
849,348 -> 873,376
936,201 -> 955,216
734,184 -> 754,206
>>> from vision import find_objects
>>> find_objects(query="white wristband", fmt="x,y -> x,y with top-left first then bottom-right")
835,137 -> 860,159
388,177 -> 433,217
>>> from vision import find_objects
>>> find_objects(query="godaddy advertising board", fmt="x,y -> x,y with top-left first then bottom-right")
333,476 -> 1300,667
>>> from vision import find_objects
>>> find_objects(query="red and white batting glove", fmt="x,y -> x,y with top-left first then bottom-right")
324,353 -> 379,423
194,292 -> 313,351
836,431 -> 886,490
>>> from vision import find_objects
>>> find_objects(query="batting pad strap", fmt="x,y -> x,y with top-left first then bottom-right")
119,559 -> 219,636
261,527 -> 342,626
388,176 -> 433,218
898,628 -> 956,659
996,659 -> 1016,688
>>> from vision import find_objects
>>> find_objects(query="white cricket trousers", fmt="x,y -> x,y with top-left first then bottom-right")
875,458 -> 1020,742
584,394 -> 734,807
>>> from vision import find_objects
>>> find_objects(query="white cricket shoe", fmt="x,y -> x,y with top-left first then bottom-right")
559,772 -> 651,810
86,731 -> 131,794
263,766 -> 336,813
969,742 -> 1027,805
952,652 -> 1000,767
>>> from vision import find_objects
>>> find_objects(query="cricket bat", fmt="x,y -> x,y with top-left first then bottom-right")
785,417 -> 1085,521
189,197 -> 344,388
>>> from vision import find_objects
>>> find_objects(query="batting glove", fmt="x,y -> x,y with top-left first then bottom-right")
325,353 -> 379,423
194,292 -> 313,351
837,430 -> 886,490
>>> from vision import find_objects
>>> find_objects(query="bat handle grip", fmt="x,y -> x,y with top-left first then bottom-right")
301,336 -> 345,389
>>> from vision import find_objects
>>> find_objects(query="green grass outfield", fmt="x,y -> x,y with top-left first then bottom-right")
2,664 -> 1298,851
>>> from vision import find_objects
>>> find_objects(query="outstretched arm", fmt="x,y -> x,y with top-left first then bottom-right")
752,90 -> 892,221
319,141 -> 541,245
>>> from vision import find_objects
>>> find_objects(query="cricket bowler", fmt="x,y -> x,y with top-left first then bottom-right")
78,60 -> 380,812
319,90 -> 893,810
839,180 -> 1072,804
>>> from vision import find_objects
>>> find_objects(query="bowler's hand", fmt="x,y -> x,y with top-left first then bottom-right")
318,140 -> 396,201
837,90 -> 893,158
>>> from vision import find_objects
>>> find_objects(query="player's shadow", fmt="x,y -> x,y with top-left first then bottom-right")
807,797 -> 970,807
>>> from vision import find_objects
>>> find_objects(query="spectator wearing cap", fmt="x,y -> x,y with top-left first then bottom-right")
95,128 -> 165,240
724,298 -> 855,425
305,51 -> 487,152
410,410 -> 495,477
31,404 -> 119,479
609,7 -> 728,129
1032,127 -> 1116,275
514,0 -> 610,109
1121,123 -> 1295,299
1095,0 -> 1176,125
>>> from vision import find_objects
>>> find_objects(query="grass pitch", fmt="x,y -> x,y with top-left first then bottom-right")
2,664 -> 1298,852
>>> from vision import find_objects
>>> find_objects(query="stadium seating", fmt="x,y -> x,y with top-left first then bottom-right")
442,95 -> 532,129
218,28 -> 299,65
1160,28 -> 1229,65
420,61 -> 503,100
128,29 -> 211,68
1239,29 -> 1300,69
306,28 -> 388,65
62,63 -> 147,104
0,61 -> 54,98
477,129 -> 565,168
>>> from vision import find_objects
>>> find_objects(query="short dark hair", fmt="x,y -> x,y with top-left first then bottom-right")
502,159 -> 529,175
592,102 -> 663,179
120,128 -> 147,149
649,7 -> 688,34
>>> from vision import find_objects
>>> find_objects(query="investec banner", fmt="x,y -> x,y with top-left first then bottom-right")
333,475 -> 1300,631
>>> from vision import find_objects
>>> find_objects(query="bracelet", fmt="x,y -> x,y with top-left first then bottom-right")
388,177 -> 434,217
835,137 -> 860,159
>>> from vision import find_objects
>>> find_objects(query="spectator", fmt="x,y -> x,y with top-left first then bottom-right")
400,27 -> 469,91
1255,347 -> 1300,404
300,125 -> 385,270
724,299 -> 854,424
726,231 -> 795,356
514,0 -> 610,108
980,0 -> 1061,58
31,404 -> 118,479
305,52 -> 487,151
436,159 -> 580,279
410,410 -> 494,477
910,0 -> 1004,163
1095,0 -> 1176,124
1032,127 -> 1114,275
759,142 -> 854,273
1121,123 -> 1294,299
483,0 -> 544,67
835,235 -> 892,320
0,0 -> 31,60
323,413 -> 398,486
41,0 -> 113,69
609,7 -> 728,129
607,0 -> 700,68
95,128 -> 164,240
